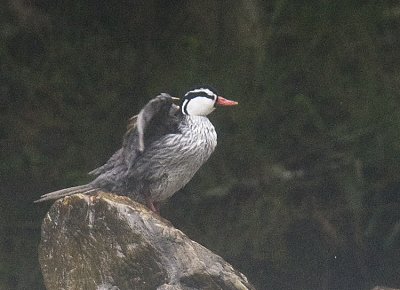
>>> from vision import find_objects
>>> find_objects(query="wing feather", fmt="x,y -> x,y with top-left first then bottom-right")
89,93 -> 180,177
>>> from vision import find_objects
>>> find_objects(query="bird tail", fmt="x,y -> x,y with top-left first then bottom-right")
34,184 -> 98,203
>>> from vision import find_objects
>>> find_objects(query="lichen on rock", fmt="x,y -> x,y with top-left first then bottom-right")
38,192 -> 255,290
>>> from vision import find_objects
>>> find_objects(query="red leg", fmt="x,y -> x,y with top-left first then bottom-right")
153,201 -> 160,214
143,192 -> 160,214
146,199 -> 160,214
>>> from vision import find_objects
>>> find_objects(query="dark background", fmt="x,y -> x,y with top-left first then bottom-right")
1,1 -> 400,289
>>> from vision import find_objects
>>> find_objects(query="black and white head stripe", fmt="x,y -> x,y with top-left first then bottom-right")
184,88 -> 217,99
181,86 -> 219,116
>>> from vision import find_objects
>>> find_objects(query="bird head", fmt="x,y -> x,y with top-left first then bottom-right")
180,86 -> 238,116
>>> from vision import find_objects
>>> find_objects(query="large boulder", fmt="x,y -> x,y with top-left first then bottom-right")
38,192 -> 255,290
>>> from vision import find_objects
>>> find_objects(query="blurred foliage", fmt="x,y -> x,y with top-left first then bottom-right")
1,0 -> 400,289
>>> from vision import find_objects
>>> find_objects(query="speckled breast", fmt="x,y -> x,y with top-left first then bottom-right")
138,115 -> 217,202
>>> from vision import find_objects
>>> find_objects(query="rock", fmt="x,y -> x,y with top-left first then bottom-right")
38,192 -> 255,290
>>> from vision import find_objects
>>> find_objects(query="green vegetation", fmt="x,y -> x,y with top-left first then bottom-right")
1,1 -> 400,289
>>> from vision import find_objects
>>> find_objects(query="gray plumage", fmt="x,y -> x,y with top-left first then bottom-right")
35,88 -> 237,212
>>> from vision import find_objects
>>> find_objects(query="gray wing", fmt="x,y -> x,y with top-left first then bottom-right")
89,93 -> 180,177
88,148 -> 123,176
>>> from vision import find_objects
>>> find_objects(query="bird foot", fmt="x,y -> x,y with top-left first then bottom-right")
147,200 -> 160,214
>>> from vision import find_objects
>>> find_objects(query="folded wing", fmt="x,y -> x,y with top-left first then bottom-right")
90,93 -> 180,176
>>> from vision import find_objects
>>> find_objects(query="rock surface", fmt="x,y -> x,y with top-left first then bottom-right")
38,192 -> 255,290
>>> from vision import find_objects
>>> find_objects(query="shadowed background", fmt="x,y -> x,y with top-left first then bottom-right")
1,1 -> 400,289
